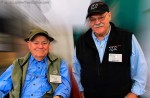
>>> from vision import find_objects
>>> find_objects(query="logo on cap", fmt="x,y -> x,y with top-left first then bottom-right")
91,3 -> 99,10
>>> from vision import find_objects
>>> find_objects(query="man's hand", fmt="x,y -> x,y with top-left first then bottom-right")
53,96 -> 60,98
53,95 -> 63,98
126,92 -> 138,98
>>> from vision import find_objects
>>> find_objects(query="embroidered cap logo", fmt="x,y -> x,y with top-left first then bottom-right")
91,3 -> 98,10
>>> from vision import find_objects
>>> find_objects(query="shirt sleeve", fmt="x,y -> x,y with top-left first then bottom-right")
0,65 -> 13,97
53,59 -> 71,98
130,35 -> 148,95
72,48 -> 84,92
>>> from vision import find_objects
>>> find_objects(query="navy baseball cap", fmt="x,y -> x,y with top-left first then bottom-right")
86,2 -> 109,18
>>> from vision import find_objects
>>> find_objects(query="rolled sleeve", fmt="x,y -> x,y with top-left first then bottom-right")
130,35 -> 148,95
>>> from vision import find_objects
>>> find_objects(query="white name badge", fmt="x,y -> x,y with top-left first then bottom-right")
50,75 -> 62,83
109,53 -> 122,62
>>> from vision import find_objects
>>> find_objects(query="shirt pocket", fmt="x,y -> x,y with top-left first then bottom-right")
22,74 -> 33,90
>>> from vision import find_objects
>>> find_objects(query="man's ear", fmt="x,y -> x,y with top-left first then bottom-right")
108,12 -> 112,21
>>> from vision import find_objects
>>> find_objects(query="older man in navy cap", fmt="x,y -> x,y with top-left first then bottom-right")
0,28 -> 71,98
73,1 -> 147,98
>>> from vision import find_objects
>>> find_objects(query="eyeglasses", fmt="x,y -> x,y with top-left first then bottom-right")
89,13 -> 108,23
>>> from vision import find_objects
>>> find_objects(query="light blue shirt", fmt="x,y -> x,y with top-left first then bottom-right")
0,55 -> 71,98
73,29 -> 148,96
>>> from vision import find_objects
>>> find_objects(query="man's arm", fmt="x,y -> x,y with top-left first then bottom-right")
72,49 -> 84,92
129,35 -> 148,97
53,60 -> 71,98
72,49 -> 85,98
0,65 -> 13,98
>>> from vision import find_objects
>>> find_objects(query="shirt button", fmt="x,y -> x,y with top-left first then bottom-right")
33,84 -> 35,86
31,94 -> 33,96
36,76 -> 38,78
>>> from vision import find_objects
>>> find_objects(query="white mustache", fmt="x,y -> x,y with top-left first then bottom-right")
94,23 -> 104,28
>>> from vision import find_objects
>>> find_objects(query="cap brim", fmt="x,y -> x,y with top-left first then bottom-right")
24,33 -> 55,42
86,10 -> 106,18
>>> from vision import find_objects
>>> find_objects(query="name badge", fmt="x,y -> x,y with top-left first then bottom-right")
109,53 -> 122,62
50,75 -> 62,83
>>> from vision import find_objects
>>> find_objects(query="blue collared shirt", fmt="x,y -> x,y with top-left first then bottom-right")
0,55 -> 71,98
72,29 -> 148,95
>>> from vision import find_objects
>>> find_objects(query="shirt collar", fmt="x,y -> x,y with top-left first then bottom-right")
29,55 -> 48,63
